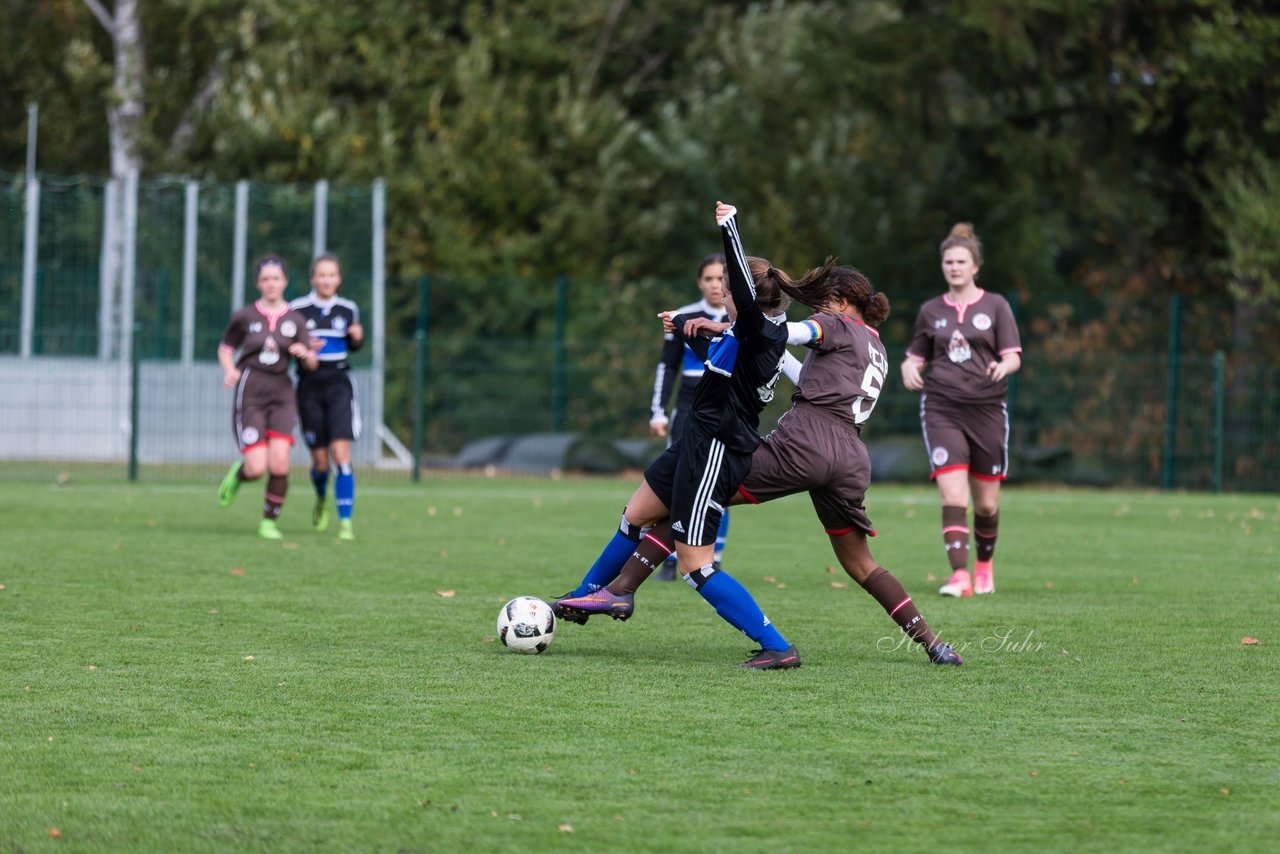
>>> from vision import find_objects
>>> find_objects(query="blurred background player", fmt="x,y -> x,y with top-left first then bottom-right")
217,256 -> 318,539
290,253 -> 365,541
900,223 -> 1022,596
648,254 -> 731,580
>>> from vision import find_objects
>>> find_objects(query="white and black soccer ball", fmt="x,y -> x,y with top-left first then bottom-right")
496,596 -> 556,654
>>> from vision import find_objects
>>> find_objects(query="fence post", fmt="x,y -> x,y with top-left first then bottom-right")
411,275 -> 430,483
1162,294 -> 1182,490
552,275 -> 568,432
181,180 -> 198,364
231,180 -> 249,310
129,322 -> 142,482
20,175 -> 39,358
1211,350 -> 1226,493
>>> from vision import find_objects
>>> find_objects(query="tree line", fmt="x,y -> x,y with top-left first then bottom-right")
2,0 -> 1277,357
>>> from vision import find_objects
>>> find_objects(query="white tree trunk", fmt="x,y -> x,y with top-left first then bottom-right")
108,0 -> 144,179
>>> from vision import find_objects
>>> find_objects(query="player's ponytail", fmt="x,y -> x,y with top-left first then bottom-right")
940,222 -> 983,266
781,261 -> 888,325
746,257 -> 793,315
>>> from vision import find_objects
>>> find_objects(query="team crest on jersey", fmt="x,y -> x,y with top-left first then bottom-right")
241,426 -> 260,445
259,336 -> 280,366
947,330 -> 971,364
249,322 -> 262,333
934,318 -> 948,329
333,316 -> 346,331
972,313 -> 992,331
281,320 -> 297,337
932,447 -> 949,466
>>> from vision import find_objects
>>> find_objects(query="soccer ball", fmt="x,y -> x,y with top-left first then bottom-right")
496,596 -> 556,654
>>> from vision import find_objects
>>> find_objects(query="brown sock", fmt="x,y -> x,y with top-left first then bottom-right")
942,505 -> 969,572
264,473 -> 287,520
609,520 -> 674,595
974,510 -> 999,563
861,567 -> 938,648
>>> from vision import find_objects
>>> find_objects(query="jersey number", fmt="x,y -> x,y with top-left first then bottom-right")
851,343 -> 887,425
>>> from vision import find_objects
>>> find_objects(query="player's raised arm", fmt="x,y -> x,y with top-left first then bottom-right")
717,202 -> 766,340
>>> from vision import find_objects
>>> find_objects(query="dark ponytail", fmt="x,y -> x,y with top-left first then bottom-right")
780,259 -> 890,325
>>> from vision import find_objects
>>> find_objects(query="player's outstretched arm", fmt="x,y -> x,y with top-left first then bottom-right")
717,202 -> 767,340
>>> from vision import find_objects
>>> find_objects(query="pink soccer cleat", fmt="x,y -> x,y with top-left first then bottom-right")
939,569 -> 973,598
974,562 -> 995,595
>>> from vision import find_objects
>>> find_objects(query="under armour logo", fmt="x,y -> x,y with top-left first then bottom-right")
934,318 -> 947,328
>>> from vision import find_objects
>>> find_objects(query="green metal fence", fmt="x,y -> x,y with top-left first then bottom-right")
3,170 -> 1277,492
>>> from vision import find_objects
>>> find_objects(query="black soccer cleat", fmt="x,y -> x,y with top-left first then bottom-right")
550,593 -> 591,626
740,644 -> 801,670
927,642 -> 964,666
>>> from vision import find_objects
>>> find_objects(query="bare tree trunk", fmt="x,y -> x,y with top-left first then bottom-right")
108,0 -> 144,179
85,0 -> 144,358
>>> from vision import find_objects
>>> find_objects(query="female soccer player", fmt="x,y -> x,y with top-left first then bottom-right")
216,256 -> 318,539
900,223 -> 1021,597
557,201 -> 801,669
648,254 -> 731,579
289,253 -> 365,541
559,260 -> 963,666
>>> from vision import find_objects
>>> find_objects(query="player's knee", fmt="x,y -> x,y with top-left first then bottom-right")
241,461 -> 266,480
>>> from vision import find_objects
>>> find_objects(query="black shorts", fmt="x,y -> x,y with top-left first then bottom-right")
296,372 -> 361,448
644,432 -> 752,547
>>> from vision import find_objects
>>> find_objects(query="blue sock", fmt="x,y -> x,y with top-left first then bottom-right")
568,515 -> 643,597
310,467 -> 328,498
335,463 -> 355,520
714,510 -> 730,566
686,566 -> 790,651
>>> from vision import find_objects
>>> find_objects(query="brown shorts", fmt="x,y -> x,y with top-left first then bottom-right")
919,393 -> 1009,481
232,368 -> 297,452
737,404 -> 876,536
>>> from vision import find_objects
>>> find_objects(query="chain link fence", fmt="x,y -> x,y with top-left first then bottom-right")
3,170 -> 1277,492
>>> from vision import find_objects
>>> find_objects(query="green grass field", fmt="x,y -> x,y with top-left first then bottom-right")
2,476 -> 1277,851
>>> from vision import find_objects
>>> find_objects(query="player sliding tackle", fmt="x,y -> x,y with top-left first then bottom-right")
555,202 -> 963,666
554,202 -> 802,668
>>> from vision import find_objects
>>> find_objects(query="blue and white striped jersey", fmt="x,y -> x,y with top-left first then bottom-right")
289,291 -> 363,374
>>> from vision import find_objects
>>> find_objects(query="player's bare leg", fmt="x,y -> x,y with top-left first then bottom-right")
970,476 -> 1001,594
309,446 -> 331,531
829,531 -> 962,665
935,469 -> 973,597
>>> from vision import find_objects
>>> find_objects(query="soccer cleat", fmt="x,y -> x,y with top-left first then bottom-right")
550,593 -> 592,625
939,569 -> 973,597
927,642 -> 964,666
258,519 -> 283,540
974,566 -> 994,595
740,644 -> 801,670
312,497 -> 330,531
338,519 -> 354,541
218,461 -> 243,507
554,589 -> 635,621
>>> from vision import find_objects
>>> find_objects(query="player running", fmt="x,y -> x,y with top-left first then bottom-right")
217,256 -> 318,539
554,201 -> 802,669
900,223 -> 1021,597
555,240 -> 963,666
648,254 -> 731,579
290,253 -> 365,541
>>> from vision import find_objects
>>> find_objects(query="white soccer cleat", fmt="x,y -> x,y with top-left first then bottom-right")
939,569 -> 973,598
974,567 -> 994,595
